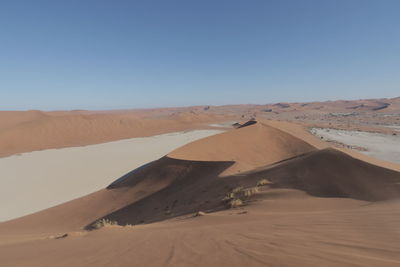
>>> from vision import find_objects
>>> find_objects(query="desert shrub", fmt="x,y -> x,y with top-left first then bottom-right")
257,178 -> 271,187
223,184 -> 262,208
229,199 -> 243,208
222,186 -> 243,201
243,187 -> 259,197
222,192 -> 235,201
92,218 -> 118,229
232,186 -> 244,193
194,211 -> 206,217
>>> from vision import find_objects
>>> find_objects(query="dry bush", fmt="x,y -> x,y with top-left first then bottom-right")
243,187 -> 259,197
222,192 -> 234,201
223,186 -> 243,201
229,199 -> 243,208
194,211 -> 206,217
92,218 -> 118,229
232,186 -> 244,193
257,178 -> 271,186
223,186 -> 260,208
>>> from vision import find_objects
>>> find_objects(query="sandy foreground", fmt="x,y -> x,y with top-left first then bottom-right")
2,199 -> 399,267
310,128 -> 400,163
0,129 -> 223,222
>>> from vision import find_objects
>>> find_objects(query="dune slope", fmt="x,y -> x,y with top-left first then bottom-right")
245,148 -> 400,201
169,121 -> 317,175
90,148 -> 400,228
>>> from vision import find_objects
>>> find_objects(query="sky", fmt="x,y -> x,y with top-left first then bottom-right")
1,0 -> 399,110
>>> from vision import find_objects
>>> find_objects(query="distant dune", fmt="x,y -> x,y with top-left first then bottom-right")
0,109 -> 226,158
1,97 -> 399,158
261,97 -> 400,113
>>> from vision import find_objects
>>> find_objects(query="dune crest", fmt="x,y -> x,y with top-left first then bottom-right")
168,121 -> 317,175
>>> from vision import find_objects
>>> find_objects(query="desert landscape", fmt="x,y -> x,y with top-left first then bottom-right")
0,98 -> 400,266
2,1 -> 400,266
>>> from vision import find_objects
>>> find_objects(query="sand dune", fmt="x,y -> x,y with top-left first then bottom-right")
0,110 -> 225,158
88,148 -> 400,229
248,148 -> 400,201
1,119 -> 400,266
169,121 -> 316,175
259,97 -> 400,113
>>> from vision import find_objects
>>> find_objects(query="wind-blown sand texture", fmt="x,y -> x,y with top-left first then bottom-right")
1,120 -> 399,266
0,130 -> 223,222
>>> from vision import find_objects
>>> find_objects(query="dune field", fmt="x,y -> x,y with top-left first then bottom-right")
0,113 -> 399,266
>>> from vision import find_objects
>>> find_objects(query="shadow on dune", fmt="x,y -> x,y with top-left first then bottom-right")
86,158 -> 235,229
107,160 -> 158,189
0,157 -> 234,234
244,148 -> 400,201
86,148 -> 400,229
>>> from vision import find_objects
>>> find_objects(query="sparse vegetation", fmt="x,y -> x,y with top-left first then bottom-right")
257,178 -> 271,186
223,186 -> 259,208
222,194 -> 233,201
194,211 -> 206,217
243,187 -> 259,197
222,186 -> 243,201
229,198 -> 243,208
92,218 -> 118,229
232,186 -> 244,193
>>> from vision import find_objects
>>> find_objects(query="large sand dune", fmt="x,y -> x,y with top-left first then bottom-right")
169,122 -> 316,175
88,148 -> 400,229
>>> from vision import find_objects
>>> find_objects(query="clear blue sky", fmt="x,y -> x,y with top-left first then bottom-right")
1,0 -> 399,110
